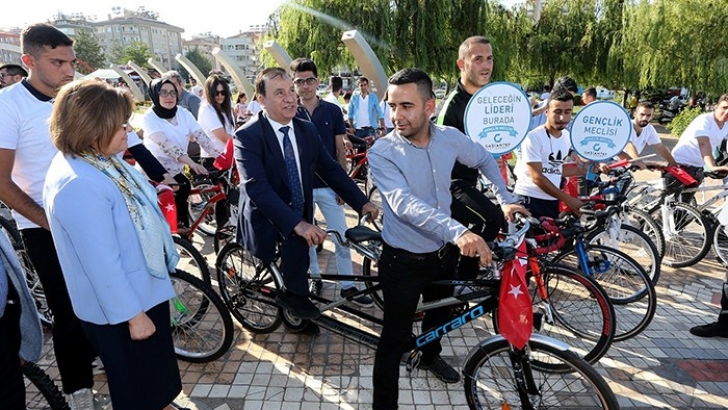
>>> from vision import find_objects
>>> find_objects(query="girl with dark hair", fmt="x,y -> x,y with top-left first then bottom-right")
141,77 -> 222,233
198,75 -> 235,170
233,92 -> 248,125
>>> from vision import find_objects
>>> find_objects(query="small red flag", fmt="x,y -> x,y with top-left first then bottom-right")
497,241 -> 533,349
157,187 -> 177,234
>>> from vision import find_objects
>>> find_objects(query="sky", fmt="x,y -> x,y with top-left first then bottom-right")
0,1 -> 288,38
0,1 -> 523,39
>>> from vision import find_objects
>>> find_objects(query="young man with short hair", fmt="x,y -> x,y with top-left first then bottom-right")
369,68 -> 523,408
0,23 -> 101,410
347,76 -> 385,138
289,58 -> 373,309
582,87 -> 597,105
514,90 -> 589,218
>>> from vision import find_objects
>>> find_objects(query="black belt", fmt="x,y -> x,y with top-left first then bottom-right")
383,242 -> 453,261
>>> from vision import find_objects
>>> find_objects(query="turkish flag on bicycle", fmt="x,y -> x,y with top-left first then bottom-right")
497,241 -> 532,349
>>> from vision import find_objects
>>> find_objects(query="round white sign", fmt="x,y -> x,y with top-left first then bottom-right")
464,82 -> 532,155
569,101 -> 632,161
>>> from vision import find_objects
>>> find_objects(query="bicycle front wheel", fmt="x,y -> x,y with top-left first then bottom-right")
587,224 -> 661,285
215,242 -> 282,333
493,264 -> 615,369
169,269 -> 234,363
462,336 -> 619,410
553,245 -> 657,341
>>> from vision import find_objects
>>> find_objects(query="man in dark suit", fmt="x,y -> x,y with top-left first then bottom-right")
234,67 -> 378,320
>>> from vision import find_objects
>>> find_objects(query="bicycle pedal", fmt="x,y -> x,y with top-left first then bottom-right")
405,350 -> 422,375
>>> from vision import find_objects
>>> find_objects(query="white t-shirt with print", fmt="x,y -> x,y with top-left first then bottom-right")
0,82 -> 57,229
142,107 -> 200,175
514,125 -> 572,200
197,103 -> 233,158
672,113 -> 728,167
628,123 -> 661,156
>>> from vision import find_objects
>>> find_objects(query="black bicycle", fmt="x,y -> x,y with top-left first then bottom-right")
215,216 -> 619,409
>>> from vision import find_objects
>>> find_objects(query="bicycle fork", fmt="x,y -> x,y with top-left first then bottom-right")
508,346 -> 540,410
530,257 -> 553,330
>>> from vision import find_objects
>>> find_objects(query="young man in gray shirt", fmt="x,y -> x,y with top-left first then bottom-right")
368,68 -> 527,409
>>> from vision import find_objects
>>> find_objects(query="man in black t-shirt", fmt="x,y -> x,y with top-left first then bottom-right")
436,36 -> 527,281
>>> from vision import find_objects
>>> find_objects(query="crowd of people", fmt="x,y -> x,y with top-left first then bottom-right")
2,21 -> 728,410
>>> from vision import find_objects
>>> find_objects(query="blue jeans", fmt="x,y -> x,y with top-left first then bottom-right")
308,187 -> 356,289
355,126 -> 377,139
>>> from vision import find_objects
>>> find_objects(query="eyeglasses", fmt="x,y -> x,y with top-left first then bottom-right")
0,73 -> 14,78
159,90 -> 178,98
214,90 -> 226,96
293,77 -> 318,86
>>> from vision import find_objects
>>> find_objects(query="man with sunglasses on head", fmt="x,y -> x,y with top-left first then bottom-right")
0,64 -> 28,88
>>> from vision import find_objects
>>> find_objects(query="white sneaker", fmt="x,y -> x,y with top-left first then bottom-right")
67,388 -> 94,410
66,388 -> 112,410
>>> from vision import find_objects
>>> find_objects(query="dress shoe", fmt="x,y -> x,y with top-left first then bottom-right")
690,322 -> 728,338
276,291 -> 320,320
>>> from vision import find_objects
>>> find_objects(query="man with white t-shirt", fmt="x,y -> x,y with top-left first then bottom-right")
614,101 -> 676,169
0,23 -> 99,410
668,94 -> 728,203
514,90 -> 589,219
323,75 -> 343,109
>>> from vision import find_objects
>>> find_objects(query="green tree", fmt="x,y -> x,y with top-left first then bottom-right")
73,29 -> 105,74
111,41 -> 153,68
185,48 -> 213,78
618,0 -> 728,96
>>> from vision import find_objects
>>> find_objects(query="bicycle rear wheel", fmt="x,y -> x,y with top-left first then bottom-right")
367,185 -> 384,232
492,264 -> 615,368
173,236 -> 211,285
22,361 -> 70,410
713,223 -> 728,266
650,202 -> 712,267
361,256 -> 385,310
553,245 -> 657,341
462,336 -> 619,410
215,242 -> 282,333
169,269 -> 234,363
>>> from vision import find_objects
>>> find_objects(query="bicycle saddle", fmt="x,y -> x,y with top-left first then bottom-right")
345,225 -> 382,243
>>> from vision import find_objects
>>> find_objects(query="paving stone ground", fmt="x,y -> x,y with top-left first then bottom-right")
25,126 -> 728,409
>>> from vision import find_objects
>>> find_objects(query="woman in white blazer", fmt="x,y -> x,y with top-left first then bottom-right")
43,79 -> 182,410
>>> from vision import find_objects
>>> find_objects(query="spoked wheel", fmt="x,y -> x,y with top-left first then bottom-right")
173,236 -> 211,285
1,216 -> 54,328
188,185 -> 217,236
361,255 -> 385,310
621,207 -> 665,258
367,185 -> 384,232
650,202 -> 712,268
492,264 -> 615,368
587,224 -> 661,285
713,223 -> 728,266
462,337 -> 619,410
553,245 -> 657,341
215,242 -> 282,333
169,269 -> 234,363
23,361 -> 70,410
